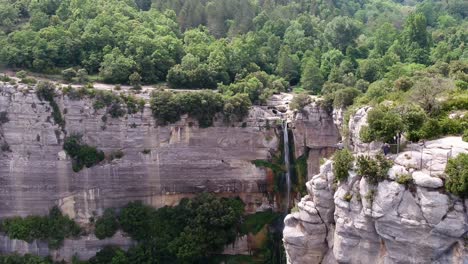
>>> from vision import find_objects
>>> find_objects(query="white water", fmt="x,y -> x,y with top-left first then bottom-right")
283,120 -> 291,213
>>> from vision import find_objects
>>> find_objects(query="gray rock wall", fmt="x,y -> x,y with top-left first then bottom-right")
0,84 -> 281,221
284,107 -> 468,264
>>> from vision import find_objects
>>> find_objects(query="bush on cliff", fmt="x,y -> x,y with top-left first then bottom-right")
333,149 -> 354,182
0,206 -> 81,249
36,81 -> 65,129
63,134 -> 105,172
445,153 -> 468,198
95,209 -> 119,240
356,154 -> 392,185
150,90 -> 250,127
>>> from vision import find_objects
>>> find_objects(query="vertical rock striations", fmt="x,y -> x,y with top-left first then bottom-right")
284,106 -> 468,264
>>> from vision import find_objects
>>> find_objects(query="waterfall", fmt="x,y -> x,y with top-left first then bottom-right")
283,120 -> 291,213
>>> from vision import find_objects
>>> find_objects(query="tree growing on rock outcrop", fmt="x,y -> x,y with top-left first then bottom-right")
445,153 -> 468,198
333,149 -> 354,182
290,93 -> 311,111
356,154 -> 392,185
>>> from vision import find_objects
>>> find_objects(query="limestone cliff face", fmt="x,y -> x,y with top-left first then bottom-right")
0,83 -> 282,221
284,107 -> 468,264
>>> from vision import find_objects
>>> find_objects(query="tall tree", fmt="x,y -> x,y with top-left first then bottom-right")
275,45 -> 300,85
402,13 -> 432,64
300,57 -> 323,94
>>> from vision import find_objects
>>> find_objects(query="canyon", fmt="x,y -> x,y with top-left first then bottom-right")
0,82 -> 340,261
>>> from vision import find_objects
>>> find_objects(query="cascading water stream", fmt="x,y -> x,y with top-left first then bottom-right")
283,120 -> 291,213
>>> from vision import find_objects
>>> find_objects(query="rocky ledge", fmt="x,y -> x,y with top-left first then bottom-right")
284,106 -> 468,264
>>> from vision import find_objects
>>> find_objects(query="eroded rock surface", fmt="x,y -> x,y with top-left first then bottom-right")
285,110 -> 468,264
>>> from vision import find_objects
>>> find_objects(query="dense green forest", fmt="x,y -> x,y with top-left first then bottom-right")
0,0 -> 465,88
1,0 -> 466,136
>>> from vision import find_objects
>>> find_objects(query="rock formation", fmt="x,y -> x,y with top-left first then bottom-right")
0,84 -> 340,260
284,106 -> 468,264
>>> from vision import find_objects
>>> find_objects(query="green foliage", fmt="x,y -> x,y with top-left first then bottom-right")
396,174 -> 413,186
129,72 -> 142,90
290,93 -> 311,111
95,209 -> 119,240
445,153 -> 468,197
333,87 -> 361,108
63,134 -> 105,172
62,68 -> 77,82
401,13 -> 431,65
333,149 -> 354,182
77,69 -> 89,84
240,211 -> 279,235
36,81 -> 64,129
16,70 -> 27,79
364,106 -> 404,143
356,154 -> 392,185
150,89 -> 251,127
0,254 -> 54,264
300,57 -> 323,94
463,130 -> 468,142
219,71 -> 287,104
223,93 -> 252,122
118,194 -> 245,263
324,16 -> 362,52
0,206 -> 81,249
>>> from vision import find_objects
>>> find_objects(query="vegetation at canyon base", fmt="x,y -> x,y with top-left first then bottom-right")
90,193 -> 245,263
0,206 -> 81,249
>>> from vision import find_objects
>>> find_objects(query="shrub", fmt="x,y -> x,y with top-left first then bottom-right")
150,90 -> 224,127
366,106 -> 404,143
333,149 -> 354,182
289,93 -> 311,111
455,80 -> 468,90
463,130 -> 468,142
439,117 -> 464,135
108,102 -> 125,118
223,93 -> 251,122
95,209 -> 119,239
419,118 -> 442,139
63,134 -> 105,172
129,72 -> 142,90
16,70 -> 27,79
0,74 -> 11,82
62,68 -> 77,82
36,81 -> 65,129
77,69 -> 89,83
0,206 -> 80,249
356,154 -> 392,185
394,77 -> 413,91
333,87 -> 361,108
445,153 -> 468,197
343,192 -> 353,202
0,254 -> 54,263
396,174 -> 413,185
